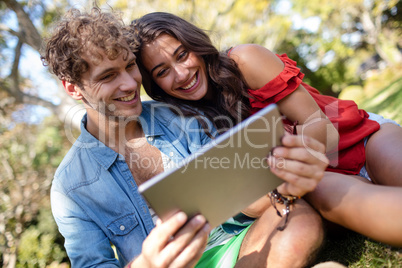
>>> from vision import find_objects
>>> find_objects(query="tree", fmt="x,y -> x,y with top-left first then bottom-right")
0,2 -> 80,266
1,0 -> 400,126
0,0 -> 83,131
289,0 -> 402,94
111,0 -> 289,50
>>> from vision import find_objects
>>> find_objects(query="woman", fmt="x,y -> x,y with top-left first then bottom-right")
127,12 -> 402,247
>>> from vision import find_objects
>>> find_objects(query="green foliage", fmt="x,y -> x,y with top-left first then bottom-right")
41,1 -> 71,28
0,114 -> 72,267
42,10 -> 61,28
277,34 -> 355,96
33,118 -> 66,168
17,209 -> 66,268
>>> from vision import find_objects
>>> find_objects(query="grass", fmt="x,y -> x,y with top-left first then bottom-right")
359,76 -> 402,125
313,226 -> 402,267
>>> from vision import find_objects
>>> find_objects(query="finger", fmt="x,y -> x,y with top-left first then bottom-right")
141,212 -> 189,267
272,145 -> 329,168
145,211 -> 187,250
281,134 -> 327,154
273,170 -> 318,197
270,153 -> 324,196
156,218 -> 162,226
268,155 -> 325,180
169,223 -> 210,268
159,215 -> 208,265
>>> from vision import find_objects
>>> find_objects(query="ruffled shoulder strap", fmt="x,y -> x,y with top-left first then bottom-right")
247,54 -> 305,112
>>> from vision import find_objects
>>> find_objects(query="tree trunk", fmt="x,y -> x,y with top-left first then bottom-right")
2,249 -> 16,268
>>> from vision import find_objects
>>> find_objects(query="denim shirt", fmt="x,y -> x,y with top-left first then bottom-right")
51,101 -> 213,267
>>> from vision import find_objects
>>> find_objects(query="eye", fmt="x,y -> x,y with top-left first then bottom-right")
127,61 -> 136,70
177,50 -> 189,61
100,73 -> 115,81
156,68 -> 168,78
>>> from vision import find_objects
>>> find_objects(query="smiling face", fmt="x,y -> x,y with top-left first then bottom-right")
75,46 -> 143,121
140,34 -> 210,101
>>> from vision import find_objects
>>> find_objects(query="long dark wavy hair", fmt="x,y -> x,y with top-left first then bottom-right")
126,12 -> 251,133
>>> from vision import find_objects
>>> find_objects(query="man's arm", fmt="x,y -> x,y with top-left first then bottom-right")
51,189 -> 120,267
127,212 -> 210,268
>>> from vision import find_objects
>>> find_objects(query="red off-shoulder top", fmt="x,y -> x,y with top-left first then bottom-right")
246,54 -> 380,175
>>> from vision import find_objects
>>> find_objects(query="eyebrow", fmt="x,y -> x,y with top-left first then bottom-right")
93,55 -> 136,81
150,44 -> 183,76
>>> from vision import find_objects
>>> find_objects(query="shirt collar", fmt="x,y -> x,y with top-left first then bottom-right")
76,114 -> 119,170
138,102 -> 165,138
76,106 -> 165,170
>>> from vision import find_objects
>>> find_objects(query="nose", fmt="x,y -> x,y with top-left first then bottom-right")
174,64 -> 189,84
119,70 -> 139,91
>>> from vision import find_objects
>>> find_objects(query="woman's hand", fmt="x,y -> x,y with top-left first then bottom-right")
268,134 -> 329,197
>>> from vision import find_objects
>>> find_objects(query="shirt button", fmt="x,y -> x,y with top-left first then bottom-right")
169,152 -> 174,157
120,225 -> 125,231
147,136 -> 154,142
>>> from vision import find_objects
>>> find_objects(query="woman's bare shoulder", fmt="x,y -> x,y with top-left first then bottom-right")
229,44 -> 274,62
229,44 -> 284,89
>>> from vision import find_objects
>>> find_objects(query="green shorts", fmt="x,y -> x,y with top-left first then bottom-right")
195,224 -> 252,268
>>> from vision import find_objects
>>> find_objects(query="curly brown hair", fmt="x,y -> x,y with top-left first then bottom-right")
41,7 -> 129,85
127,12 -> 251,132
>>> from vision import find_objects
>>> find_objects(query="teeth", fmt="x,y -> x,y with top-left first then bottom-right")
182,75 -> 197,90
118,93 -> 135,102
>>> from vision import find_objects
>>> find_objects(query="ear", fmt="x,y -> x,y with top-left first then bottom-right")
62,80 -> 83,100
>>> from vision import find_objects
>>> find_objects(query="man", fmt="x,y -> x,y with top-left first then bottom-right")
42,7 -> 328,267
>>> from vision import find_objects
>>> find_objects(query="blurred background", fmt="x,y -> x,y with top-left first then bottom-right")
0,0 -> 401,267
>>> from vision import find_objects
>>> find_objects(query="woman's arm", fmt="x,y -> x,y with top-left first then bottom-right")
229,44 -> 339,152
51,190 -> 121,267
241,195 -> 271,218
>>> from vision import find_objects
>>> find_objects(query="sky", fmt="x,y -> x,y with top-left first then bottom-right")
2,4 -> 58,125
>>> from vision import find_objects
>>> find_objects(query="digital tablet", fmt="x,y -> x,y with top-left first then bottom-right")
138,104 -> 285,228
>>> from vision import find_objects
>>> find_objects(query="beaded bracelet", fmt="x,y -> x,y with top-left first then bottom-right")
268,189 -> 299,231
